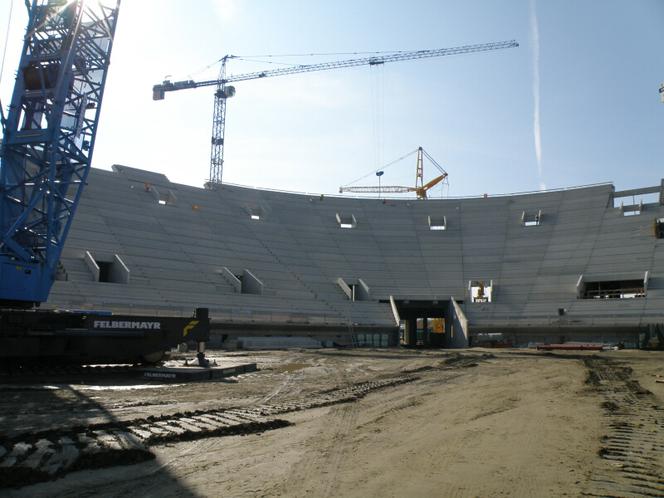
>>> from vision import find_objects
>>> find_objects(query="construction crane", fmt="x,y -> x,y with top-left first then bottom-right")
339,147 -> 447,200
0,0 -> 210,366
153,40 -> 519,186
1,0 -> 120,305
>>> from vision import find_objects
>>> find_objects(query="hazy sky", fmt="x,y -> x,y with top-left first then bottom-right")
1,0 -> 663,197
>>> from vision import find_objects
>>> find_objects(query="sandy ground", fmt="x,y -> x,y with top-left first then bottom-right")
1,348 -> 663,497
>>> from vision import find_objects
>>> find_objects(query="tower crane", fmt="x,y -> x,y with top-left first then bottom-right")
339,147 -> 447,200
153,40 -> 519,187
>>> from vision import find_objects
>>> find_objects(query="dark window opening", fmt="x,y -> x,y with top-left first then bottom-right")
521,210 -> 542,227
249,207 -> 262,221
157,191 -> 176,205
623,207 -> 641,217
86,251 -> 130,284
336,213 -> 357,229
348,284 -> 369,301
582,279 -> 645,299
469,280 -> 492,303
98,261 -> 112,283
655,218 -> 664,239
233,270 -> 263,295
428,215 -> 447,231
614,192 -> 658,210
146,184 -> 177,206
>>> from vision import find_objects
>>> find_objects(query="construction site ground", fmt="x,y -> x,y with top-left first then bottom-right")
1,348 -> 663,497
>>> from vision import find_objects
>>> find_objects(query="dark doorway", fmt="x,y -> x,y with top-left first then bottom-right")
393,299 -> 451,347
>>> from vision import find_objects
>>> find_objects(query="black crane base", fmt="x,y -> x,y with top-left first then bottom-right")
0,308 -> 210,366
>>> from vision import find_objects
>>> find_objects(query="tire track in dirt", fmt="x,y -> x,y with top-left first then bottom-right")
0,375 -> 416,489
278,401 -> 361,498
313,403 -> 360,498
260,373 -> 296,404
275,353 -> 496,497
582,357 -> 664,497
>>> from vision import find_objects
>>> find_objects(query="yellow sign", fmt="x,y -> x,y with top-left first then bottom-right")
182,320 -> 199,337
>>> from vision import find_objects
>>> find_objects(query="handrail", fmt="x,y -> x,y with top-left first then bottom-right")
216,180 -> 615,201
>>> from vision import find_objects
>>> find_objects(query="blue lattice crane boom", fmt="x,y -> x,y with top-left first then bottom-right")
152,40 -> 519,186
0,0 -> 212,367
0,0 -> 121,306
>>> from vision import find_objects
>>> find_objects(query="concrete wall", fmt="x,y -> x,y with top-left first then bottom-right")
47,166 -> 664,339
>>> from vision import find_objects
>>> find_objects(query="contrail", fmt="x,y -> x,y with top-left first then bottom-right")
530,0 -> 546,190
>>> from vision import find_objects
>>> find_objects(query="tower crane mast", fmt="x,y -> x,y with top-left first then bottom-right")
153,40 -> 519,186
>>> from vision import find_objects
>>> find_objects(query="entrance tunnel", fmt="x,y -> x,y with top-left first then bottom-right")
393,299 -> 466,348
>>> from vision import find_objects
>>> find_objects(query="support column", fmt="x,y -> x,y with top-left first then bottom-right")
406,318 -> 417,346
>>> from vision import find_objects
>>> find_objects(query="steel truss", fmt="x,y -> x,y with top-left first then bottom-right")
0,0 -> 120,304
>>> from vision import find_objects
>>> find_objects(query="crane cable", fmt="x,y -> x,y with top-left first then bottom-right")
421,148 -> 450,197
422,148 -> 447,176
342,147 -> 420,187
421,148 -> 450,198
369,62 -> 385,179
234,49 -> 422,58
341,146 -> 450,197
180,55 -> 300,81
180,49 -> 428,81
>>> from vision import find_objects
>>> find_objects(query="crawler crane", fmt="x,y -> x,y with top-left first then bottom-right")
0,0 -> 209,365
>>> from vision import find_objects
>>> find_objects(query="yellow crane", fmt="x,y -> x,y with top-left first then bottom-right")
339,147 -> 448,199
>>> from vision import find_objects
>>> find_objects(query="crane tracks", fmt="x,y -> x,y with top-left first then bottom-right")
582,357 -> 664,498
0,375 -> 416,489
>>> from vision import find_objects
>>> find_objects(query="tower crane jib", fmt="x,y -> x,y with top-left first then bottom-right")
153,40 -> 519,186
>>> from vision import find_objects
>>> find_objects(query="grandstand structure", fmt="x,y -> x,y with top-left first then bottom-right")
48,165 -> 664,349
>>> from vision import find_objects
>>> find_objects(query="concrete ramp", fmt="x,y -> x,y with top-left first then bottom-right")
448,298 -> 469,347
389,295 -> 400,326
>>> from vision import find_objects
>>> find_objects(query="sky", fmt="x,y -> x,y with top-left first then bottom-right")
1,0 -> 663,198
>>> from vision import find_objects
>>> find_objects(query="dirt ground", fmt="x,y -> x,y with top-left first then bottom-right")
1,348 -> 663,497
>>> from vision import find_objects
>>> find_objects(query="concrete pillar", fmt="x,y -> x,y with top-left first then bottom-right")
406,318 -> 417,346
